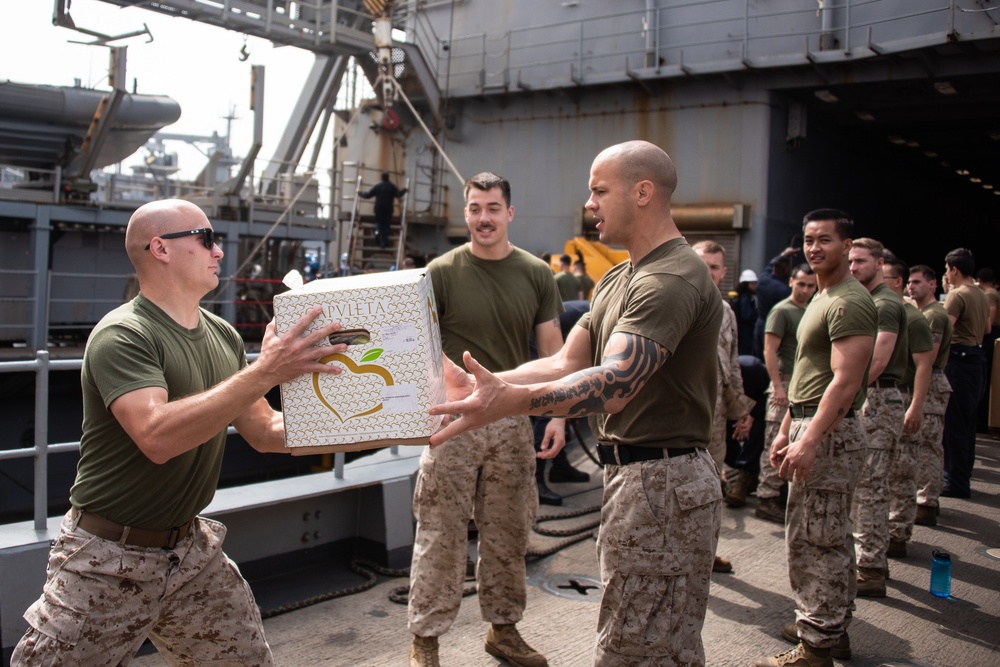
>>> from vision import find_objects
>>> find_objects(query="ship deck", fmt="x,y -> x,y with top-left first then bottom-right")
131,437 -> 1000,667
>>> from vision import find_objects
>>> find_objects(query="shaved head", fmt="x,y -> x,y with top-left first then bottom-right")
125,199 -> 210,266
594,140 -> 677,197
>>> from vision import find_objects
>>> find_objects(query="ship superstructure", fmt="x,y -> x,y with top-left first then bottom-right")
2,1 -> 1000,658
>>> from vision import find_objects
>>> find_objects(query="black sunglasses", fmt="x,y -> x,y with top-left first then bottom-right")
145,228 -> 216,251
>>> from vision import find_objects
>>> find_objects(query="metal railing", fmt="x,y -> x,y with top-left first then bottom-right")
435,0 -> 994,94
1,255 -> 324,349
0,160 -> 337,231
0,351 -> 356,531
95,156 -> 338,230
0,165 -> 61,204
0,352 -> 83,530
48,271 -> 137,338
99,0 -> 375,54
407,1 -> 448,92
0,269 -> 36,343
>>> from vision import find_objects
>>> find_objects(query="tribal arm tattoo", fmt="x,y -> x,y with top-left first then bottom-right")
528,332 -> 670,418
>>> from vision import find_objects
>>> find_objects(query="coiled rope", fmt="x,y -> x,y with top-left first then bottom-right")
260,502 -> 600,617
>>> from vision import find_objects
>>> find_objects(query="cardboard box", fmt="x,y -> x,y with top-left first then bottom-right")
272,269 -> 445,453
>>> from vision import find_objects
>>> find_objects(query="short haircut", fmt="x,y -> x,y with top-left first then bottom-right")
691,240 -> 725,258
851,237 -> 884,260
944,248 -> 975,277
884,258 -> 909,281
791,263 -> 814,279
802,208 -> 854,240
464,172 -> 511,207
977,267 -> 996,284
560,254 -> 572,265
910,264 -> 937,282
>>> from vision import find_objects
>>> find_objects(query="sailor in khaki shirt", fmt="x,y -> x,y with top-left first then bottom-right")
940,248 -> 990,499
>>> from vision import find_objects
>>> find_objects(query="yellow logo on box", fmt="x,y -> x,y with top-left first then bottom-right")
312,348 -> 395,422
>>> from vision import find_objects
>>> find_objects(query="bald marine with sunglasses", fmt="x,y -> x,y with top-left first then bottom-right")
12,199 -> 347,666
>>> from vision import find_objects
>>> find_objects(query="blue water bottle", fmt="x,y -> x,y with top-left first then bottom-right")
930,549 -> 952,598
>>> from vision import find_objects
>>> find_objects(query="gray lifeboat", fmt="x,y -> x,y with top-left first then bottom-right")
0,80 -> 181,171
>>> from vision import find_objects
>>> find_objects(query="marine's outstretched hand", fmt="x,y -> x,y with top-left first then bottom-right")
440,353 -> 476,403
430,351 -> 522,446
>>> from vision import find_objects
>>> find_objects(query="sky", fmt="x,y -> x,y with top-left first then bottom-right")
3,1 -> 352,179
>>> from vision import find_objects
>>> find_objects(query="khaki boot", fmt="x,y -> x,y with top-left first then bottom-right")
536,459 -> 563,506
713,555 -> 734,573
915,504 -> 937,526
857,566 -> 887,597
484,623 -> 548,667
781,621 -> 851,659
887,539 -> 907,558
409,635 -> 439,667
753,642 -> 833,667
724,470 -> 749,507
755,497 -> 785,524
549,448 -> 590,483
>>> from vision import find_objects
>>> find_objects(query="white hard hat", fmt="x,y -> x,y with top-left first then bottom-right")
739,269 -> 758,283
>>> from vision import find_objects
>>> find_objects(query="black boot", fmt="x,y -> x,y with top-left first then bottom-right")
536,459 -> 562,505
549,448 -> 590,483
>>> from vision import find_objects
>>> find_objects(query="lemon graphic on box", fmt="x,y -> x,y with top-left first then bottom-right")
312,348 -> 395,422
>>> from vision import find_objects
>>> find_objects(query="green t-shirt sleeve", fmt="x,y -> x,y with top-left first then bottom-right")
827,294 -> 877,341
928,309 -> 946,342
85,324 -> 168,409
614,273 -> 701,354
908,316 -> 934,354
989,290 -> 1000,323
944,290 -> 965,320
877,297 -> 904,333
765,306 -> 788,338
535,267 -> 564,327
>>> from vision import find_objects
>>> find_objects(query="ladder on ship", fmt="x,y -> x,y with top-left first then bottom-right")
344,174 -> 411,274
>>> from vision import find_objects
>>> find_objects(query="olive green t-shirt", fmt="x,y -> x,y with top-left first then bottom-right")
429,244 -> 562,372
578,272 -> 596,300
901,302 -> 935,390
871,282 -> 909,384
921,301 -> 953,370
788,276 -> 877,411
578,237 -> 722,449
984,287 -> 1000,326
70,295 -> 247,529
554,271 -> 582,302
945,283 -> 990,346
764,296 -> 807,376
